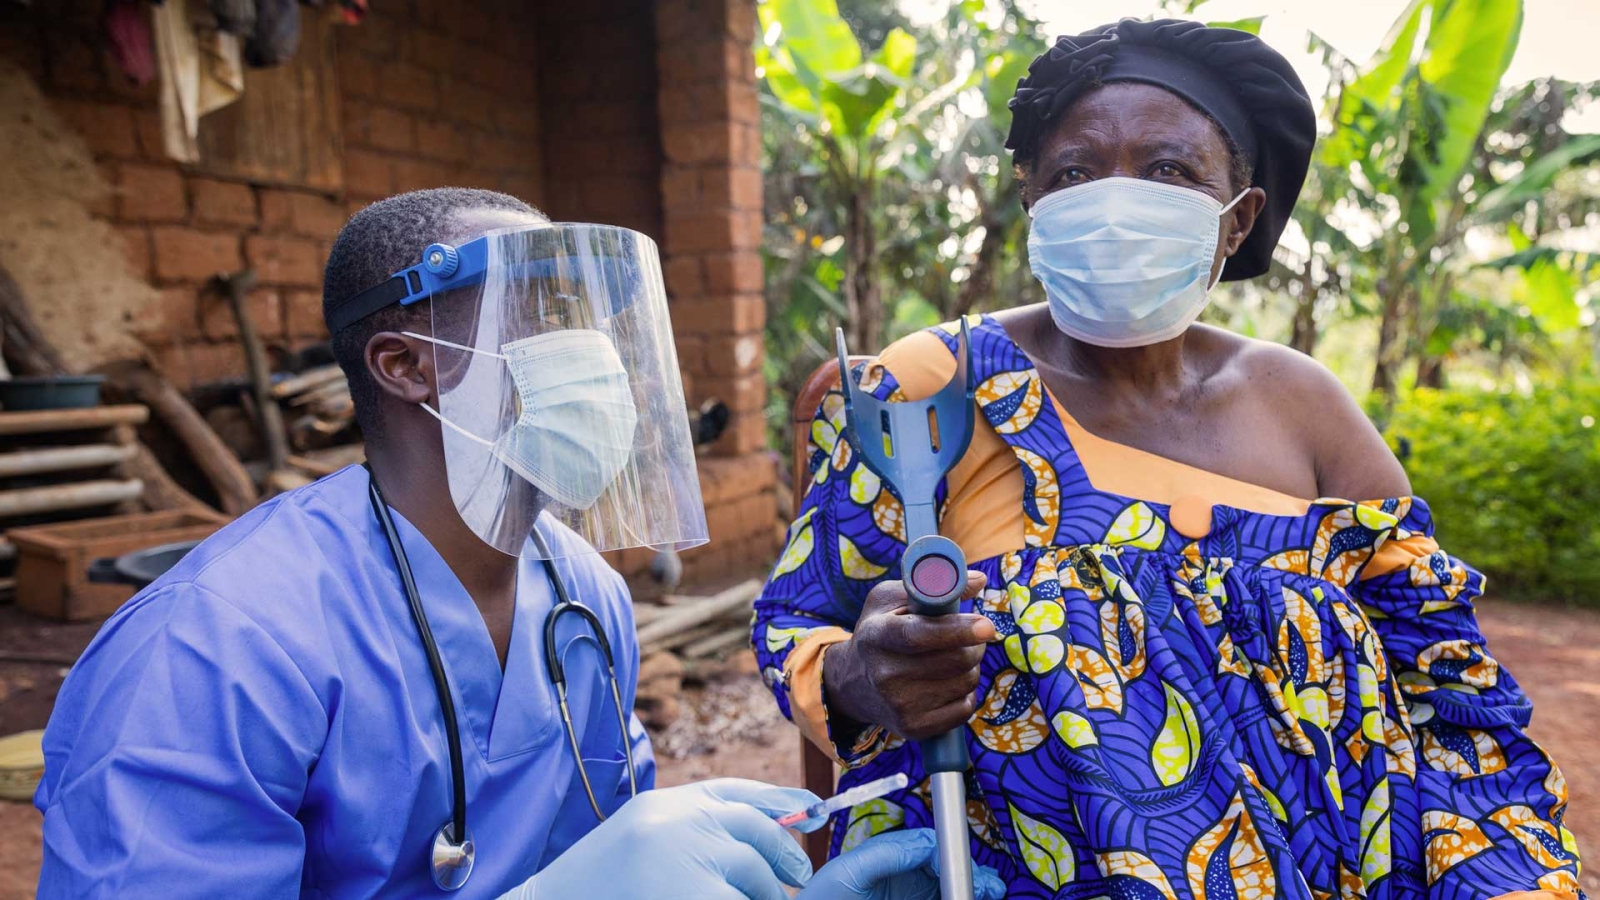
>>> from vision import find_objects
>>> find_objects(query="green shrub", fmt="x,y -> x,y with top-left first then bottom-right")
1383,379 -> 1600,604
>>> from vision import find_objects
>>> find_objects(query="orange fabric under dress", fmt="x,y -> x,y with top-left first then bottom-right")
783,329 -> 1436,751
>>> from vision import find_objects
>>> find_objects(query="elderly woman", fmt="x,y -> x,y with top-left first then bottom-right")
753,19 -> 1583,900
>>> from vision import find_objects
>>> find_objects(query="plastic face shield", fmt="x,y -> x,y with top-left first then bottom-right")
407,225 -> 707,560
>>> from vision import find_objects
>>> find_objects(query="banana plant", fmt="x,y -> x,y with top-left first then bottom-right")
1411,82 -> 1600,386
757,0 -> 919,351
1320,0 -> 1527,393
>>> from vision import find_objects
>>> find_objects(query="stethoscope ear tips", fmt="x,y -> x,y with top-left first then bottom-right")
430,821 -> 475,891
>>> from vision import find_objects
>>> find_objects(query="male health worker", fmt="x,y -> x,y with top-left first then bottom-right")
34,189 -> 1005,900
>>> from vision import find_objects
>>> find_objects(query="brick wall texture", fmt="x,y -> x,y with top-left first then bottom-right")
0,0 -> 777,582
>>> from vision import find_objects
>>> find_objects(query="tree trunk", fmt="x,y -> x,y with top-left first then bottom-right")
954,212 -> 1006,319
1289,258 -> 1319,356
844,187 -> 882,351
1411,272 -> 1453,391
1371,261 -> 1414,397
1414,356 -> 1446,388
1289,297 -> 1318,355
1371,289 -> 1403,395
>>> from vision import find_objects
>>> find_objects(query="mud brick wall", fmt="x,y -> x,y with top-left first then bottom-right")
0,0 -> 777,584
0,0 -> 557,387
652,0 -> 776,583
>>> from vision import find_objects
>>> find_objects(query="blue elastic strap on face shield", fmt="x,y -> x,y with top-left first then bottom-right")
327,232 -> 639,334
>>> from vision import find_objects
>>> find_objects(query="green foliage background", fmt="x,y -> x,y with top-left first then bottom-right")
1384,378 -> 1600,602
755,0 -> 1600,603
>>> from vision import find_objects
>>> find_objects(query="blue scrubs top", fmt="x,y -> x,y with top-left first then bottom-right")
35,466 -> 655,898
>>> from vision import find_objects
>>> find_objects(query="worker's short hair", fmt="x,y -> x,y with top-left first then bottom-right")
322,188 -> 545,440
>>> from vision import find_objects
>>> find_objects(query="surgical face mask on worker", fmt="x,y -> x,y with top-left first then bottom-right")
1026,176 -> 1247,348
404,328 -> 639,509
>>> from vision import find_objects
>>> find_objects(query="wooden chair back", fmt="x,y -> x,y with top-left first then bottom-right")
789,353 -> 869,867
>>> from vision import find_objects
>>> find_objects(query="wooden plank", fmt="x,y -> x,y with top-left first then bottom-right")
0,444 -> 137,478
271,365 -> 343,399
683,627 -> 752,659
286,444 -> 365,478
101,364 -> 258,516
0,405 -> 149,436
193,13 -> 343,191
0,480 -> 144,518
634,579 -> 763,648
123,443 -> 218,516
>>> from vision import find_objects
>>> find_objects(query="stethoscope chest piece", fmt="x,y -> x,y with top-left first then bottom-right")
366,465 -> 634,892
430,821 -> 475,891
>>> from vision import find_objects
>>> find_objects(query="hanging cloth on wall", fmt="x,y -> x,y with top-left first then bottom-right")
152,0 -> 245,163
243,0 -> 301,68
105,0 -> 156,86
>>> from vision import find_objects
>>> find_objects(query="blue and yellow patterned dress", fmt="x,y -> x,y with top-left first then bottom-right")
753,316 -> 1583,899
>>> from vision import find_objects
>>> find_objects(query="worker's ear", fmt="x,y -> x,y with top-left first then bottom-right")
366,332 -> 434,406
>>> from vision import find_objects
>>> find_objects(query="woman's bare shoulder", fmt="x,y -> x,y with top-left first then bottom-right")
1218,330 -> 1412,499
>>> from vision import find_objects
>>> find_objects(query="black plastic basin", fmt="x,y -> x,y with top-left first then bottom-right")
0,376 -> 106,411
87,540 -> 203,590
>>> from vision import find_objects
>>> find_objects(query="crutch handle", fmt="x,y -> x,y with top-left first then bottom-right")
901,535 -> 973,776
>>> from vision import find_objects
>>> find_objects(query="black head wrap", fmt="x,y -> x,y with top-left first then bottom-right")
1005,19 -> 1316,281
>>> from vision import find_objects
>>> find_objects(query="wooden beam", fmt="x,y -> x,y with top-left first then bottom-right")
0,444 -> 138,479
271,365 -> 343,398
0,405 -> 149,436
99,363 -> 258,516
683,627 -> 751,659
0,479 -> 144,517
123,443 -> 219,516
286,445 -> 365,478
633,579 -> 763,648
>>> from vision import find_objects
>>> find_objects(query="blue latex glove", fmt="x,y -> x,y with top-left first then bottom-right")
507,779 -> 823,900
797,829 -> 1006,900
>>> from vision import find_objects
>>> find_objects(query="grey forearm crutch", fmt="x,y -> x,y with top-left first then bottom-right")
835,319 -> 977,900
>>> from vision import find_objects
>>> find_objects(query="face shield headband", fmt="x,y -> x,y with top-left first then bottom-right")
332,224 -> 708,561
326,234 -> 633,335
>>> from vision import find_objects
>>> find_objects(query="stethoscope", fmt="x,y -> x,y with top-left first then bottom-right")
365,468 -> 638,891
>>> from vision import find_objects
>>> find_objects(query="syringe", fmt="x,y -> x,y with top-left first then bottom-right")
773,773 -> 910,828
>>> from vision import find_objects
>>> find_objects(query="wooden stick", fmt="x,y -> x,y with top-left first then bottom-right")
0,444 -> 137,478
218,272 -> 290,475
633,603 -> 669,626
0,651 -> 79,666
0,479 -> 144,517
683,627 -> 752,659
0,405 -> 149,436
270,365 -> 343,399
123,443 -> 219,515
634,579 -> 763,648
288,379 -> 350,407
99,363 -> 259,516
266,469 -> 314,496
643,621 -> 729,656
286,445 -> 365,478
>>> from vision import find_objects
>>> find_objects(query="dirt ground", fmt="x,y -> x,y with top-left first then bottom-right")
0,600 -> 1595,898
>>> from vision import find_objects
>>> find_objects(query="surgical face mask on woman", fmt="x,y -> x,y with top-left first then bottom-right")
405,328 -> 639,510
1026,176 -> 1248,348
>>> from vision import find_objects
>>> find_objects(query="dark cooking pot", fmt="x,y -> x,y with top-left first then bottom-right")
0,376 -> 105,411
87,540 -> 203,590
